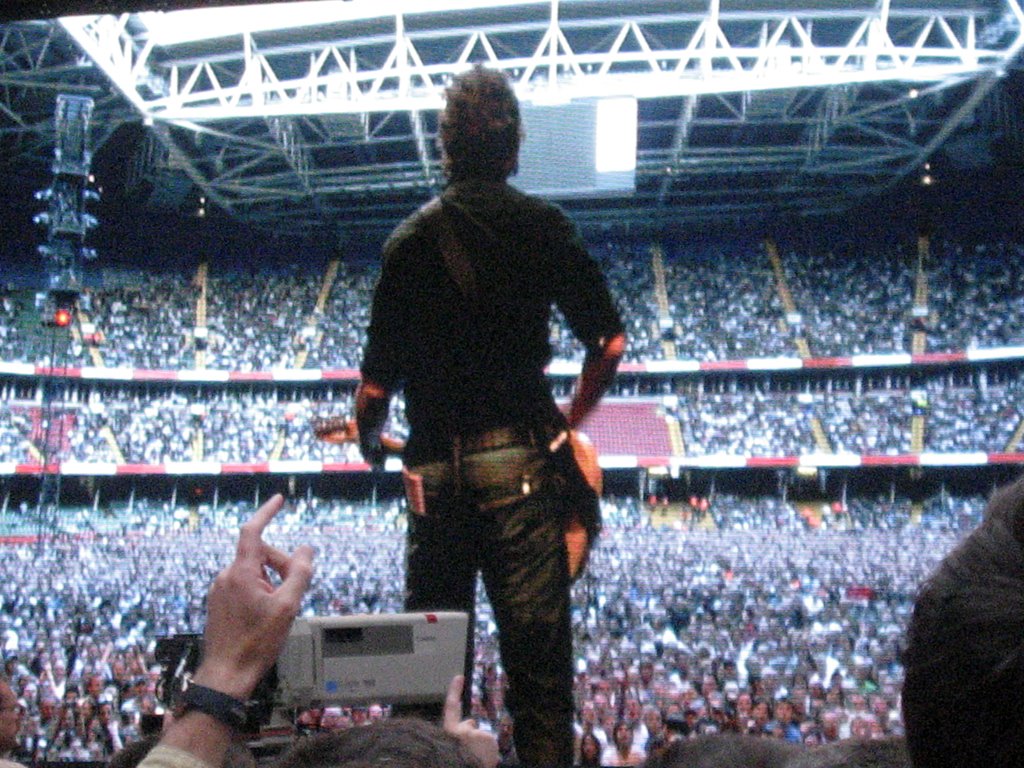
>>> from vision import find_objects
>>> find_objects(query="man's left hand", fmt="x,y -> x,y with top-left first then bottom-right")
192,494 -> 315,700
443,675 -> 499,768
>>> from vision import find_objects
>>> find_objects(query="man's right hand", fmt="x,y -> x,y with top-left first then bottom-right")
355,379 -> 392,469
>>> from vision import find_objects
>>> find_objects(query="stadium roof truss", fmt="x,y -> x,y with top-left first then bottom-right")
2,0 -> 1023,236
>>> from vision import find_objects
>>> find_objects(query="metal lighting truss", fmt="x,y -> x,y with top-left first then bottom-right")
0,22 -> 127,171
34,93 -> 98,542
10,0 -> 1023,234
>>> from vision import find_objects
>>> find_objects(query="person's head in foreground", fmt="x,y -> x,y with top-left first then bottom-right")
902,474 -> 1024,768
274,717 -> 481,768
0,677 -> 22,755
641,733 -> 909,768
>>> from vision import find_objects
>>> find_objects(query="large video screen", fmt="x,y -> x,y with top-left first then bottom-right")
513,96 -> 637,198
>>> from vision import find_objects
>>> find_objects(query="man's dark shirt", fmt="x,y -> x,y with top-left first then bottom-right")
361,178 -> 623,464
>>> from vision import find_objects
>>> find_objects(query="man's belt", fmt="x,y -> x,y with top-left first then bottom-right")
311,414 -> 601,581
452,424 -> 540,454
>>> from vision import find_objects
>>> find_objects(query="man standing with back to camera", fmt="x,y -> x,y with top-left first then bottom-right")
356,65 -> 625,767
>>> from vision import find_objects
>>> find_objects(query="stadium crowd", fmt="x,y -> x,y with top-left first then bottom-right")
661,240 -> 791,363
0,366 -> 1020,465
0,493 -> 978,764
927,239 -> 1024,352
778,244 -> 915,358
0,230 -> 1020,766
80,274 -> 198,371
2,235 -> 1024,371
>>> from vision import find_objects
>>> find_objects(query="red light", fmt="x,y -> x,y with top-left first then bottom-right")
54,308 -> 72,327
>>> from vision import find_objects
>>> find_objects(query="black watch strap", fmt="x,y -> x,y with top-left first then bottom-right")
176,682 -> 247,730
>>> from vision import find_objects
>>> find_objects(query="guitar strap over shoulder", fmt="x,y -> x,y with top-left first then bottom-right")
436,203 -> 480,310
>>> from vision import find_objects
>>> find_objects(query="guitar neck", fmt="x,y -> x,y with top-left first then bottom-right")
311,416 -> 406,455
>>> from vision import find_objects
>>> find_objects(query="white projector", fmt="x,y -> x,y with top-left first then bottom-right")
276,612 -> 468,707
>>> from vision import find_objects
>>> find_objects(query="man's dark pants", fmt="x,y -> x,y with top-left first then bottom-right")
403,440 -> 575,768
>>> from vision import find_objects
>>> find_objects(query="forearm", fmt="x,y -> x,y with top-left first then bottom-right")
355,379 -> 392,456
141,495 -> 313,768
567,332 -> 625,429
152,662 -> 254,767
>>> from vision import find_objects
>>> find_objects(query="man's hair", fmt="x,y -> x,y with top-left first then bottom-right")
641,734 -> 799,768
786,738 -> 910,768
439,64 -> 521,181
641,734 -> 908,768
272,718 -> 479,768
902,474 -> 1024,768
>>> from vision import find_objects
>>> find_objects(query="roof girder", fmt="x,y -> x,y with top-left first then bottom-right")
5,1 -> 1009,234
60,2 -> 1024,121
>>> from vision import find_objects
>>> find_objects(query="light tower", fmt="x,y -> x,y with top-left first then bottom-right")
33,94 -> 98,542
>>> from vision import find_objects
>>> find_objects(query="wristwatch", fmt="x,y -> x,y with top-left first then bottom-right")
173,682 -> 248,730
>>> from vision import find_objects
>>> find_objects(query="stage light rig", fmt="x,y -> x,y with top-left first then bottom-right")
32,94 -> 99,542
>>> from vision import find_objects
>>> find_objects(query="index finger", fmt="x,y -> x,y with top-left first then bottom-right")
442,674 -> 464,730
237,494 -> 285,560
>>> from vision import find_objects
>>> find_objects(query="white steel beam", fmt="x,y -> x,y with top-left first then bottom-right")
60,2 -> 1024,123
42,1 -> 1024,234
